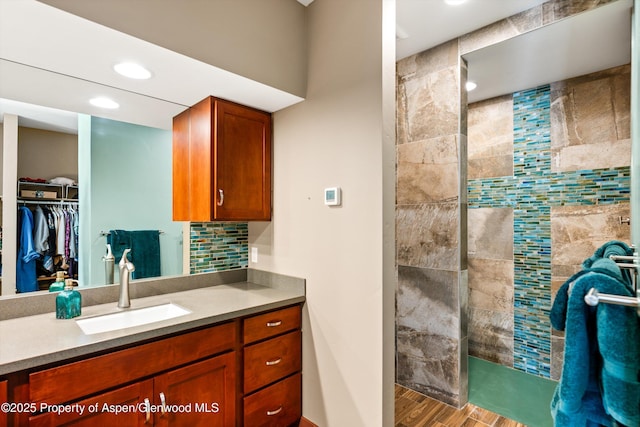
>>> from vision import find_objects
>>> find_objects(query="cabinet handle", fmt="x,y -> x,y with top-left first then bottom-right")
144,398 -> 151,424
266,406 -> 283,416
266,320 -> 282,327
159,392 -> 167,416
265,357 -> 282,366
217,189 -> 224,206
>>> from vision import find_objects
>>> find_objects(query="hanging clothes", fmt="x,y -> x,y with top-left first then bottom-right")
16,206 -> 39,293
16,203 -> 80,289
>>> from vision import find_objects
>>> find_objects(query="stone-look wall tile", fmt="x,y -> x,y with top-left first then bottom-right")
396,74 -> 410,146
613,69 -> 631,140
396,350 -> 460,407
397,266 -> 460,341
397,40 -> 459,81
468,307 -> 514,366
468,208 -> 513,260
397,135 -> 460,204
459,269 -> 469,341
551,203 -> 631,271
397,203 -> 459,270
550,65 -> 630,172
401,67 -> 460,143
468,258 -> 514,313
542,0 -> 616,24
551,335 -> 565,381
397,265 -> 461,406
461,0 -> 613,56
468,96 -> 514,179
460,7 -> 542,55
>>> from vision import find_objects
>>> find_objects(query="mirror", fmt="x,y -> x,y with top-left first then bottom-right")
0,63 -> 188,294
0,0 -> 303,297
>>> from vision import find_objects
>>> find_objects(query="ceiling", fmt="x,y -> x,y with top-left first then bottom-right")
0,0 -> 634,134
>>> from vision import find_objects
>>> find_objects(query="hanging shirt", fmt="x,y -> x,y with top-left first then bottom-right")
16,207 -> 39,293
33,205 -> 49,255
55,206 -> 66,256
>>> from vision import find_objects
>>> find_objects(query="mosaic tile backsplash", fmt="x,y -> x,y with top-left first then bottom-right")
190,222 -> 248,273
468,78 -> 630,378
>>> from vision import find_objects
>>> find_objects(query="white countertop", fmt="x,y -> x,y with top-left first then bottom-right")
0,281 -> 305,375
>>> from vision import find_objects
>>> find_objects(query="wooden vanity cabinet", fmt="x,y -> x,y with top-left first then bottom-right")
1,379 -> 7,427
5,304 -> 302,427
242,305 -> 302,426
27,322 -> 237,426
173,96 -> 272,222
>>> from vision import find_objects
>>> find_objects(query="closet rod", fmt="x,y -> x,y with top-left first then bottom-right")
19,199 -> 78,206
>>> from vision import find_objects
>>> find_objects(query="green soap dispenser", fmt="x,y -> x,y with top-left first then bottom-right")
48,271 -> 66,292
56,279 -> 82,319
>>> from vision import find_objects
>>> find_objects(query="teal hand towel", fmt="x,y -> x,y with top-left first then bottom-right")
108,230 -> 161,279
107,229 -> 132,263
130,230 -> 161,279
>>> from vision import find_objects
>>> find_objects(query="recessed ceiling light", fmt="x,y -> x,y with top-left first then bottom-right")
444,0 -> 468,5
465,81 -> 478,91
90,97 -> 119,109
114,62 -> 152,80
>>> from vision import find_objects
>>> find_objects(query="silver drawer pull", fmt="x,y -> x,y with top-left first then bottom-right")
266,406 -> 283,416
217,189 -> 224,206
159,392 -> 167,416
144,398 -> 151,424
266,320 -> 282,327
265,357 -> 282,366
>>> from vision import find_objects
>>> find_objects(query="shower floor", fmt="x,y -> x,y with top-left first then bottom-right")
469,356 -> 557,427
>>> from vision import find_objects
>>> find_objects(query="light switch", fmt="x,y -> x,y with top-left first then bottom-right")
251,247 -> 258,263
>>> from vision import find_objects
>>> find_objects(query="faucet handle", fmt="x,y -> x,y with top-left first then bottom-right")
119,248 -> 132,266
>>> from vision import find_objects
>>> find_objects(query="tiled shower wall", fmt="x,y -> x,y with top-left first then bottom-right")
396,0 -> 628,406
190,222 -> 248,273
468,65 -> 631,379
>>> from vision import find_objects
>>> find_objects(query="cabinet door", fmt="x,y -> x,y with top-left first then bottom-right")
215,100 -> 271,221
0,380 -> 7,427
153,352 -> 235,427
172,108 -> 192,221
29,380 -> 153,427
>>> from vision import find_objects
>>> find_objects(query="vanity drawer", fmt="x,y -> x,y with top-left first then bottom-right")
244,330 -> 301,393
29,321 -> 236,406
243,305 -> 301,344
244,373 -> 301,427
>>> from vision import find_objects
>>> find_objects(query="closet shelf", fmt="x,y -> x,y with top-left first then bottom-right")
17,181 -> 78,203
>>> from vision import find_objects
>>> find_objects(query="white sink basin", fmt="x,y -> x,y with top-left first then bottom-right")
76,303 -> 191,335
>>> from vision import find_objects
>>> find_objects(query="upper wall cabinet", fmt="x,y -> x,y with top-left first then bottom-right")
173,96 -> 272,221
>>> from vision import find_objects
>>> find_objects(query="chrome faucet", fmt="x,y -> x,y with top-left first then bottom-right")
117,248 -> 135,308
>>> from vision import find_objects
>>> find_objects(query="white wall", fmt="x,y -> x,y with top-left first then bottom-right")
1,115 -> 18,295
249,0 -> 396,425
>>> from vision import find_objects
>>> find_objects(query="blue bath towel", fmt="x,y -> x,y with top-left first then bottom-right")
551,257 -> 640,427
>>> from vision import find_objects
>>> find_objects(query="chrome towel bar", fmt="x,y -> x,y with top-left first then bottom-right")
585,288 -> 640,316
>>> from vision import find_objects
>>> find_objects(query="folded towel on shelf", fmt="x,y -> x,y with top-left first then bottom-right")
551,250 -> 640,427
108,230 -> 161,279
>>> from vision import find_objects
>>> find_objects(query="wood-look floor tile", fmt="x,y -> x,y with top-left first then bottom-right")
466,404 -> 501,425
395,384 -> 526,427
492,416 -> 528,427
